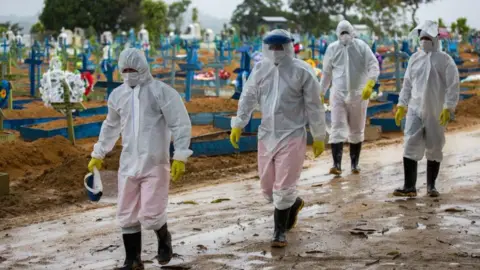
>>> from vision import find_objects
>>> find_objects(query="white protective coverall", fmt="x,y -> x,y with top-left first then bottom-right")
319,20 -> 380,144
398,21 -> 459,162
231,29 -> 326,210
92,48 -> 193,233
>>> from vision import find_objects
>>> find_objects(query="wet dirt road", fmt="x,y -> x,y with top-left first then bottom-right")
1,130 -> 480,269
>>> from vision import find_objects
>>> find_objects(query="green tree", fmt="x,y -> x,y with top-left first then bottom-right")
357,0 -> 405,37
0,22 -> 23,34
438,18 -> 446,28
192,7 -> 199,23
168,0 -> 192,34
451,22 -> 457,33
231,0 -> 286,37
30,22 -> 45,34
399,0 -> 437,26
141,0 -> 168,41
40,0 -> 142,34
456,17 -> 469,37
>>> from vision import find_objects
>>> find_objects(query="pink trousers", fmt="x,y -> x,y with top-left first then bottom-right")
258,136 -> 307,210
117,164 -> 170,233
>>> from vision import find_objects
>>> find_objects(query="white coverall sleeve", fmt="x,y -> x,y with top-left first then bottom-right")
231,66 -> 260,129
364,43 -> 380,81
443,56 -> 460,111
319,47 -> 333,95
91,98 -> 121,159
160,86 -> 193,163
304,68 -> 326,142
398,58 -> 414,108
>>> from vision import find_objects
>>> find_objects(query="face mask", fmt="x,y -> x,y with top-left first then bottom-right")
122,72 -> 141,87
340,34 -> 352,45
421,40 -> 434,52
273,50 -> 287,64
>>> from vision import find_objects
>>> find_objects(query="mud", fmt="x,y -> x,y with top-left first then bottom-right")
191,125 -> 225,137
0,136 -> 84,179
456,95 -> 480,118
185,97 -> 239,113
0,138 -> 258,230
3,100 -> 107,120
2,130 -> 480,269
31,115 -> 107,130
3,101 -> 63,119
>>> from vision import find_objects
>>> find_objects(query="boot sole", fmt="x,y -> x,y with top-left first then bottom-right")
329,168 -> 342,175
157,259 -> 172,266
156,255 -> 173,266
287,200 -> 304,231
114,264 -> 144,270
393,191 -> 417,197
428,192 -> 440,197
351,169 -> 360,175
271,241 -> 288,248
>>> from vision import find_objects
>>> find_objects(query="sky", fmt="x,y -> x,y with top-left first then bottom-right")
0,0 -> 479,28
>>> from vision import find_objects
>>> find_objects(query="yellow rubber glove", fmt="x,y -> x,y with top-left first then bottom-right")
88,157 -> 103,172
230,127 -> 242,149
439,108 -> 451,126
395,106 -> 407,127
171,160 -> 186,182
312,140 -> 325,158
362,79 -> 376,100
320,94 -> 325,104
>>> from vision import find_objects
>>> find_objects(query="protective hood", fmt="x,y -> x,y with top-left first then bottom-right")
118,48 -> 153,86
262,29 -> 294,65
336,20 -> 356,39
410,20 -> 440,52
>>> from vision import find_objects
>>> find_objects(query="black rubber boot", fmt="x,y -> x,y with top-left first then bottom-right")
427,160 -> 440,197
393,157 -> 418,197
286,197 -> 304,231
350,143 -> 362,174
155,224 -> 173,265
115,232 -> 144,270
271,208 -> 290,248
329,142 -> 343,175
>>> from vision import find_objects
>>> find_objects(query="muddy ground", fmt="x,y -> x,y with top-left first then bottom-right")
1,129 -> 480,269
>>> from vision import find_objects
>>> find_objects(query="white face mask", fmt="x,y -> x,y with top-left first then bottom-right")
122,72 -> 141,87
340,34 -> 352,45
421,40 -> 434,52
273,50 -> 287,64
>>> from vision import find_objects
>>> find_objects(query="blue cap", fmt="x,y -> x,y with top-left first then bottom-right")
263,34 -> 294,45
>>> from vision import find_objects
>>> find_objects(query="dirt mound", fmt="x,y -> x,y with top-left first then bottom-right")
31,115 -> 106,130
191,125 -> 224,137
0,136 -> 85,179
0,154 -> 90,220
456,95 -> 480,118
3,101 -> 63,119
84,100 -> 107,108
185,97 -> 238,113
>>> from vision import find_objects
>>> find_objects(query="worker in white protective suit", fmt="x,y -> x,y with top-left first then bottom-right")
393,20 -> 459,198
230,29 -> 326,248
319,20 -> 380,176
88,48 -> 193,269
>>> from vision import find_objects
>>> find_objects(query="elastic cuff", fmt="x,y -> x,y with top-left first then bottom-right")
231,117 -> 247,129
91,152 -> 105,160
122,225 -> 142,234
172,149 -> 193,163
443,104 -> 454,112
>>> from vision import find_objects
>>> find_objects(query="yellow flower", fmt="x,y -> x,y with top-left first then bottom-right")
0,89 -> 6,99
